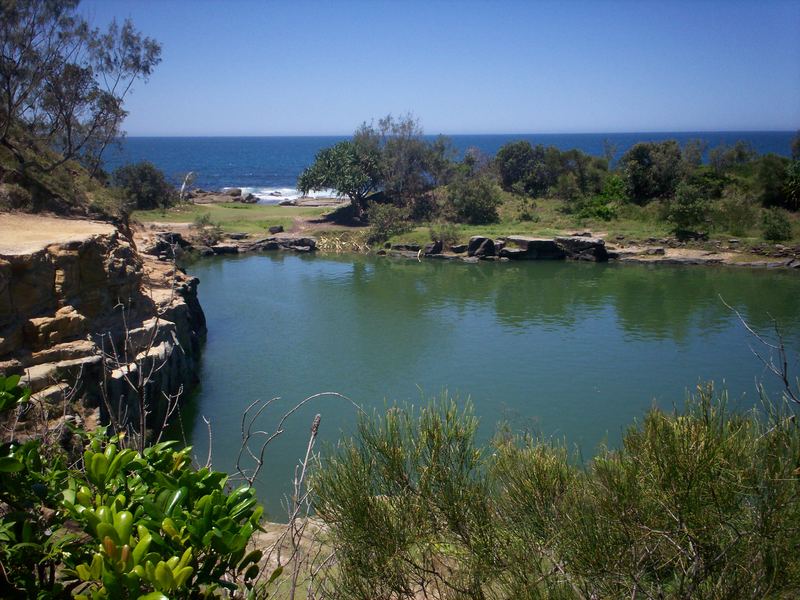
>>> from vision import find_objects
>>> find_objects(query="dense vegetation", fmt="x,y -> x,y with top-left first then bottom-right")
314,390 -> 800,599
298,118 -> 800,245
0,374 -> 267,599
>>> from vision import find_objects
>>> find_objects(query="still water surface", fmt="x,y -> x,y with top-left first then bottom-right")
182,255 -> 800,517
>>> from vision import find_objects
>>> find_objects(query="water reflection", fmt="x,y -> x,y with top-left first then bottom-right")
185,254 -> 800,516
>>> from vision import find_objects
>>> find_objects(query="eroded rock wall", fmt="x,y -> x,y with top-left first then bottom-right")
0,215 -> 206,436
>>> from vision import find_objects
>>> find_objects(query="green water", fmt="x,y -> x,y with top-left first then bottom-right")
182,254 -> 800,518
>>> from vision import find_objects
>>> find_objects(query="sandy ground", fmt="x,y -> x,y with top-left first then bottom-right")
0,213 -> 114,255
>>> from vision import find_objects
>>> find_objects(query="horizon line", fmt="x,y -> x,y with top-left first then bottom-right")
121,128 -> 798,139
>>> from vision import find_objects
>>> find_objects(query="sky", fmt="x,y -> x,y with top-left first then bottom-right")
78,0 -> 800,136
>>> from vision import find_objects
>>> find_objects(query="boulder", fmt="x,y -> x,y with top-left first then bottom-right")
268,225 -> 284,234
279,237 -> 317,251
424,240 -> 443,256
498,248 -> 530,260
467,236 -> 495,258
450,244 -> 467,254
391,243 -> 421,252
278,199 -> 296,206
554,236 -> 609,262
211,244 -> 239,255
227,232 -> 249,240
226,188 -> 242,197
241,193 -> 258,203
505,236 -> 566,260
248,239 -> 280,252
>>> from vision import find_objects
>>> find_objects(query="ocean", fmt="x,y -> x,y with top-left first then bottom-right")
103,131 -> 796,204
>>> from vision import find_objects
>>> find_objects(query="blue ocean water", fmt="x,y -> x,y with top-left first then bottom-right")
103,131 -> 796,201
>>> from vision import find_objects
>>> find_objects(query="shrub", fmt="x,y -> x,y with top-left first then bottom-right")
428,220 -> 459,247
113,161 -> 176,211
578,195 -> 617,221
446,175 -> 501,224
0,182 -> 32,210
666,182 -> 710,233
0,375 -> 265,598
314,388 -> 800,599
191,212 -> 224,246
715,188 -> 759,236
762,207 -> 792,241
366,202 -> 411,243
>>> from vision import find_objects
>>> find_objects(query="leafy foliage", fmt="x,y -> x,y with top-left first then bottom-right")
113,161 -> 176,211
445,175 -> 502,225
366,202 -> 412,244
298,140 -> 382,220
762,208 -> 792,242
619,140 -> 683,203
0,375 -> 264,599
666,182 -> 711,233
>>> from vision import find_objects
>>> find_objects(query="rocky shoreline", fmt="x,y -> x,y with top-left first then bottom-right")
139,222 -> 800,270
0,214 -> 206,438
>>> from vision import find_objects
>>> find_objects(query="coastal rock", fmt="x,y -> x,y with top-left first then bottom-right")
227,232 -> 249,240
391,243 -> 421,252
554,236 -> 609,262
226,188 -> 242,197
278,199 -> 296,206
241,193 -> 258,203
424,240 -> 443,256
268,225 -> 284,234
211,244 -> 239,255
498,247 -> 530,260
505,236 -> 566,260
247,238 -> 280,252
467,236 -> 495,258
450,244 -> 467,254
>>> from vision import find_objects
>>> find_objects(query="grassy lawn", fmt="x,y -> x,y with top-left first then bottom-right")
132,202 -> 331,235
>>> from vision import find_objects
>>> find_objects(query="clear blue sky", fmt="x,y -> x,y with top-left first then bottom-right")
79,0 -> 800,136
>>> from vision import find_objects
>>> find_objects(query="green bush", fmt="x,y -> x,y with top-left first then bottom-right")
428,220 -> 460,247
578,195 -> 617,221
191,213 -> 224,246
446,175 -> 501,224
315,388 -> 800,599
762,208 -> 793,241
366,202 -> 412,244
666,182 -> 711,233
113,161 -> 176,211
715,188 -> 759,236
0,375 -> 265,599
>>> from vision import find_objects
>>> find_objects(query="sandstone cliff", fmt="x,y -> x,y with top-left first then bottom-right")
0,213 -> 206,437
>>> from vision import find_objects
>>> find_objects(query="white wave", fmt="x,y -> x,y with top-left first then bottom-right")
223,186 -> 338,204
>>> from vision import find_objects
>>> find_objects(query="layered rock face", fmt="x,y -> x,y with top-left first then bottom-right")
0,214 -> 206,435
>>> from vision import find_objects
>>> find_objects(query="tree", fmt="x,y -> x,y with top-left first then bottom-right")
792,131 -> 800,161
298,140 -> 382,221
756,153 -> 790,209
113,161 -> 175,210
708,140 -> 756,173
495,140 -> 536,191
619,140 -> 683,203
0,0 -> 161,172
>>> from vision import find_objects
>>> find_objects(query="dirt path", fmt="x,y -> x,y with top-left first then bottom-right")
0,213 -> 115,255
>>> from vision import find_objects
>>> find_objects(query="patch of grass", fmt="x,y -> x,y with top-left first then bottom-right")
133,203 -> 330,234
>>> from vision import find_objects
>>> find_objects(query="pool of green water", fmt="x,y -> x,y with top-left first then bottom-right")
180,254 -> 800,518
